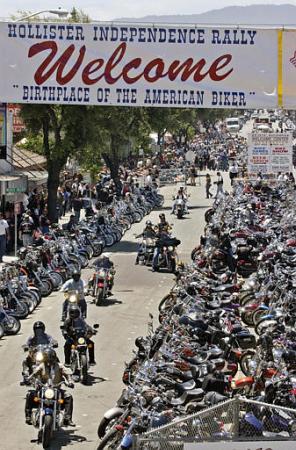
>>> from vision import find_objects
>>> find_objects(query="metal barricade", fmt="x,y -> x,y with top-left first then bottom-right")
133,397 -> 296,449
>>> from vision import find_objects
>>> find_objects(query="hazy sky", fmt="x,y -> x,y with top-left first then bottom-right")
1,0 -> 296,20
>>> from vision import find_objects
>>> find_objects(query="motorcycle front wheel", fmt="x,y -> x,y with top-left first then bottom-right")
97,428 -> 123,450
4,316 -> 21,335
42,414 -> 53,449
96,288 -> 105,306
81,354 -> 88,384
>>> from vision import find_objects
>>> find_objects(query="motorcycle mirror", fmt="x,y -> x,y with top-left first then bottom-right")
22,345 -> 29,352
93,324 -> 100,329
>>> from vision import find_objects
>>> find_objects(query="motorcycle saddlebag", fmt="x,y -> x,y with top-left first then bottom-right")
202,375 -> 227,395
237,245 -> 253,259
235,332 -> 256,349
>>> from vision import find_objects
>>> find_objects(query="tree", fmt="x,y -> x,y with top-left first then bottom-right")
89,106 -> 150,188
20,104 -> 93,221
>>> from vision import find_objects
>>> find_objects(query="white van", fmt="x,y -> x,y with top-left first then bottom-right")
226,117 -> 240,133
254,115 -> 272,132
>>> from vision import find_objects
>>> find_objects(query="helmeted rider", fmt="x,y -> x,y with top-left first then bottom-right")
171,186 -> 188,214
24,347 -> 75,426
152,214 -> 172,271
135,220 -> 157,265
62,304 -> 96,367
88,253 -> 115,294
22,321 -> 57,381
61,270 -> 87,320
92,253 -> 114,270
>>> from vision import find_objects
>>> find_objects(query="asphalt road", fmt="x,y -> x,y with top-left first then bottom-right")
0,173 -> 231,450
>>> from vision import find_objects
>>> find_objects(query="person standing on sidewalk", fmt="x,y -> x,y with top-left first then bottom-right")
72,194 -> 83,223
214,172 -> 224,198
19,214 -> 35,247
205,174 -> 213,199
0,213 -> 9,262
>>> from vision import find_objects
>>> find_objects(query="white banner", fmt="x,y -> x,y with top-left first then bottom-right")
0,22 -> 279,107
248,132 -> 293,176
185,441 -> 296,450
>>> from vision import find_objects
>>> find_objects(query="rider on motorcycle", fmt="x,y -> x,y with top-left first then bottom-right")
61,270 -> 87,320
152,214 -> 173,272
171,186 -> 188,214
87,253 -> 115,294
62,304 -> 96,367
135,220 -> 157,265
22,321 -> 57,381
24,347 -> 75,426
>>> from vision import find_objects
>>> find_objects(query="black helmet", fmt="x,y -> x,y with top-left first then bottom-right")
72,270 -> 81,282
69,305 -> 81,320
33,321 -> 45,335
146,220 -> 152,226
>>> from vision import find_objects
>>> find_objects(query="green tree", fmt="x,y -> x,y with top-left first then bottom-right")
20,104 -> 93,221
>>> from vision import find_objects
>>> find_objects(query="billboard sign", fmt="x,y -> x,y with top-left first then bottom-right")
248,132 -> 293,176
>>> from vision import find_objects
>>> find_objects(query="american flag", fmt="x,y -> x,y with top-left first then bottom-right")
290,51 -> 296,67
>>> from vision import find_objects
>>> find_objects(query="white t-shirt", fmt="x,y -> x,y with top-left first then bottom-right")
0,219 -> 9,236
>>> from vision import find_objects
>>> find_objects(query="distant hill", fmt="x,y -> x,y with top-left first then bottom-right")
115,4 -> 296,25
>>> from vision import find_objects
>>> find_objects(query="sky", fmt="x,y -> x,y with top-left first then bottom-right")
1,0 -> 296,20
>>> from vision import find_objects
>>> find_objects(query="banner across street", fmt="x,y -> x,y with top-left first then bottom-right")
0,22 -> 287,108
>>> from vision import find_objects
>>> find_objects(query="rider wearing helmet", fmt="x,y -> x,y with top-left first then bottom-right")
62,305 -> 97,366
92,253 -> 114,270
24,347 -> 75,426
135,220 -> 157,265
171,186 -> 188,214
61,270 -> 87,320
22,322 -> 57,381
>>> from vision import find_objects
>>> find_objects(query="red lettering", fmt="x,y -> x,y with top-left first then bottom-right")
82,59 -> 104,84
28,41 -> 233,87
209,54 -> 233,81
104,42 -> 126,84
28,41 -> 85,85
122,58 -> 142,84
166,58 -> 207,82
143,58 -> 165,82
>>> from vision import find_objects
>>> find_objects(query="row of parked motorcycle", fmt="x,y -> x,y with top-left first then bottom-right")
0,187 -> 164,339
96,181 -> 296,448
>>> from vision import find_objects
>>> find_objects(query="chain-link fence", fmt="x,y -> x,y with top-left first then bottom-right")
133,398 -> 296,449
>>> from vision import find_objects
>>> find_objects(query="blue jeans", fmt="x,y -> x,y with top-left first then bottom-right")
152,247 -> 161,269
0,235 -> 6,262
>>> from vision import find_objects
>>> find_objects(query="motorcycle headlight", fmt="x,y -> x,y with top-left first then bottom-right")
35,351 -> 44,363
78,337 -> 85,345
69,295 -> 77,303
44,388 -> 55,400
168,246 -> 174,251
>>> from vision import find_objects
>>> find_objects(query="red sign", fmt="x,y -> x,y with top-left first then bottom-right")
7,104 -> 25,133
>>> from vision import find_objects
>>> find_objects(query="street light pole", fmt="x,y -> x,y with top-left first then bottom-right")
15,8 -> 69,21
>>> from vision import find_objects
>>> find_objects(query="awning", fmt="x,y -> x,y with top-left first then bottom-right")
0,175 -> 21,181
13,147 -> 46,170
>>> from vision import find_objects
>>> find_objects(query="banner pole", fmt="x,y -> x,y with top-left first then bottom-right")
278,29 -> 283,108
